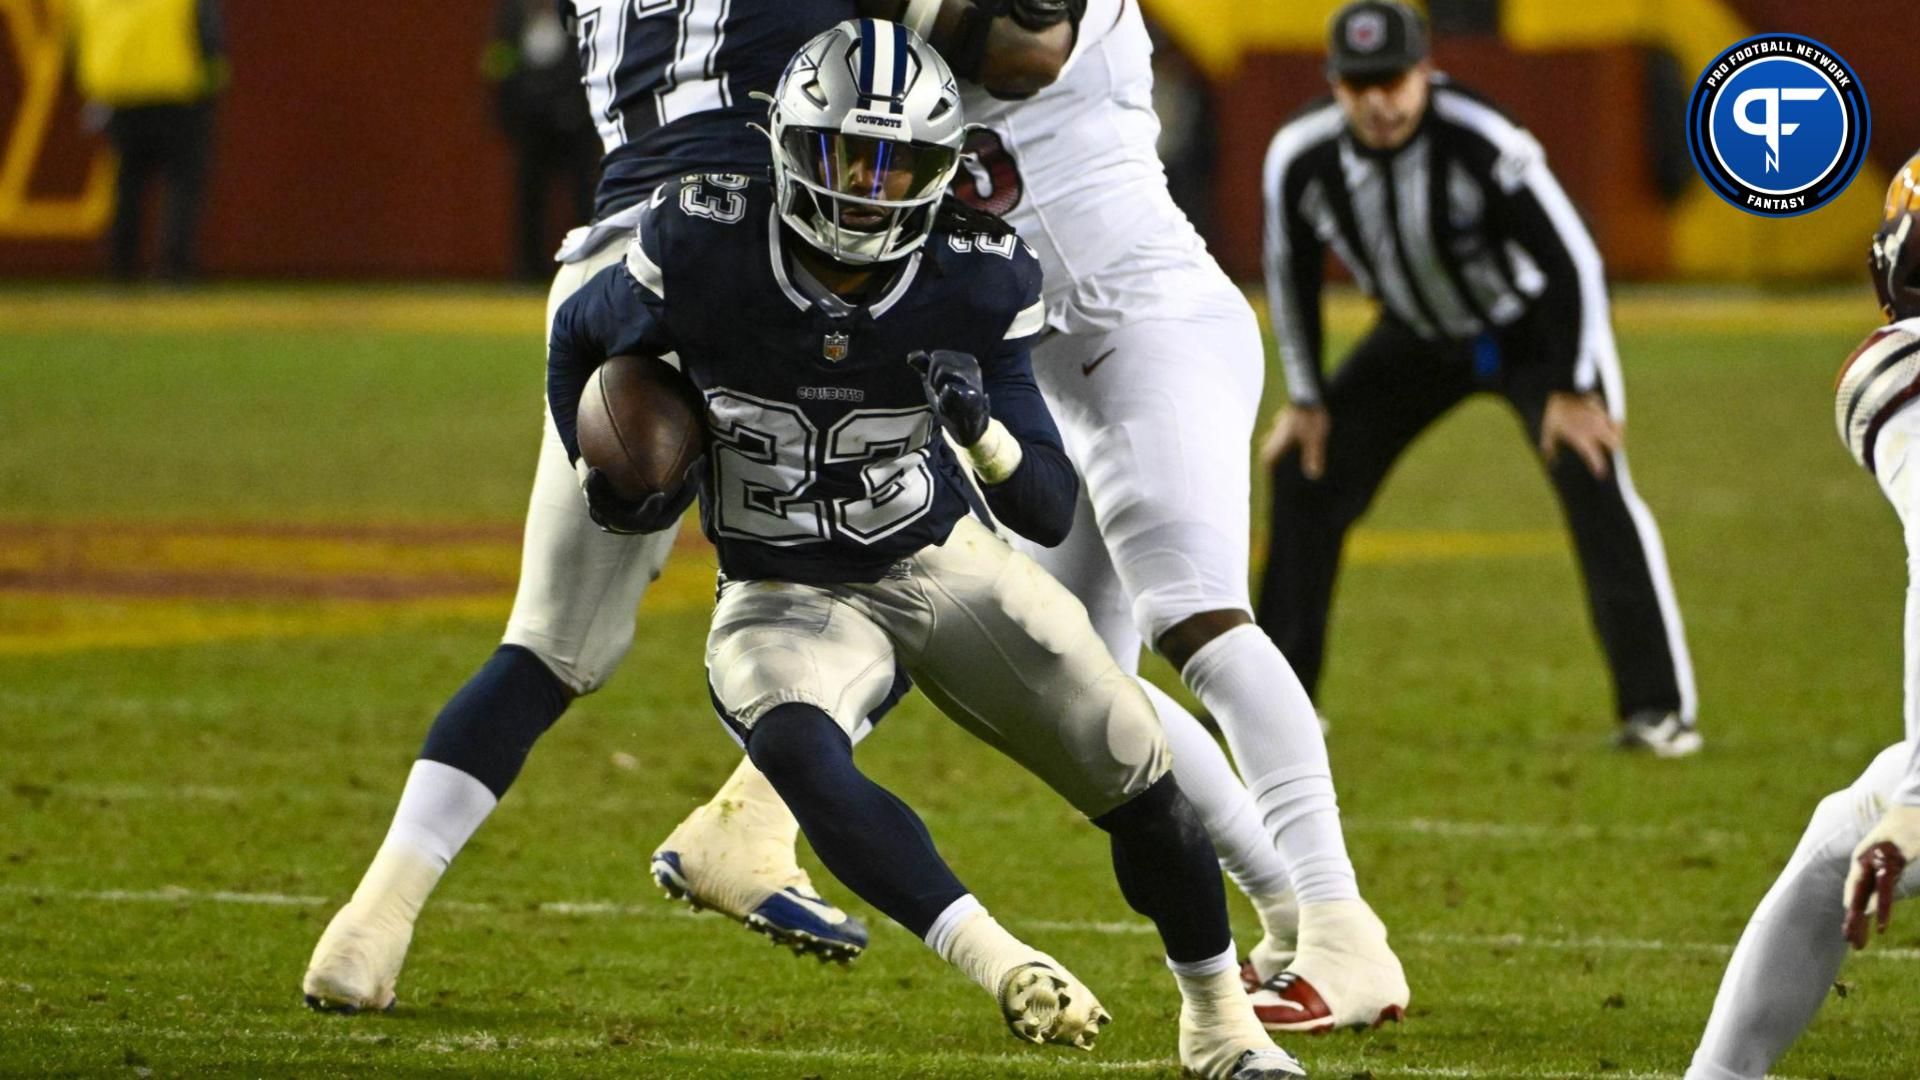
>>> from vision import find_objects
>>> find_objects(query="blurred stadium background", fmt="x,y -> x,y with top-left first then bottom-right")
7,2 -> 1920,1077
2,0 -> 1909,283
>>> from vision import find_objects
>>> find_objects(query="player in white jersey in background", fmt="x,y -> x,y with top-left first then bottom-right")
1685,153 -> 1920,1080
657,0 -> 1410,1031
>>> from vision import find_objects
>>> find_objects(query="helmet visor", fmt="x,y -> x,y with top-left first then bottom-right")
781,129 -> 957,207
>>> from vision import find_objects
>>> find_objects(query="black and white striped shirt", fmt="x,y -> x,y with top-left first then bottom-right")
1262,78 -> 1615,407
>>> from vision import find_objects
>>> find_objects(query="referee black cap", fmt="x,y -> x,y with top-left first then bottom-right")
1327,1 -> 1427,82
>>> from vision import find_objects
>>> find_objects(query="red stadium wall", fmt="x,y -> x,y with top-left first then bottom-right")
1201,3 -> 1920,281
0,0 -> 513,278
1212,40 -> 1674,281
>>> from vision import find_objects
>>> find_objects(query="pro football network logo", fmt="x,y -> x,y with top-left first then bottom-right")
1686,34 -> 1870,218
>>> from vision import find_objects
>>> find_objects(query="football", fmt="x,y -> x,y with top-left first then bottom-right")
576,354 -> 710,500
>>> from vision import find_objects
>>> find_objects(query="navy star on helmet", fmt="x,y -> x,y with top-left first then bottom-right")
764,19 -> 965,265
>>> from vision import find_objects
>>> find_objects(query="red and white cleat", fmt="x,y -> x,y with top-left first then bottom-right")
1246,899 -> 1408,1034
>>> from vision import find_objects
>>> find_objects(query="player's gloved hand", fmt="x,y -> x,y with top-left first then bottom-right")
1007,0 -> 1077,30
908,349 -> 991,446
582,462 -> 702,535
1843,804 -> 1920,949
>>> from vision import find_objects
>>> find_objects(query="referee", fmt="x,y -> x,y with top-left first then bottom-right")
1255,0 -> 1699,755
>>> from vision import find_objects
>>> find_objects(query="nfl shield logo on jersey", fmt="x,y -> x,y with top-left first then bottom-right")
823,331 -> 851,362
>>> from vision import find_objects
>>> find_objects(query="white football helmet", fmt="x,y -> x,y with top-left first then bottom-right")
765,19 -> 965,265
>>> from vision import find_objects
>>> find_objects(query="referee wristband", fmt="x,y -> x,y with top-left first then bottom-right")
966,419 -> 1025,484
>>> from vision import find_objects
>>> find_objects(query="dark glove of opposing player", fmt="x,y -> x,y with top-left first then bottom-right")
582,462 -> 702,535
1007,0 -> 1079,30
908,349 -> 990,446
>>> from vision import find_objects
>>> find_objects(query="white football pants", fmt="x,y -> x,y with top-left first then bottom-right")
705,515 -> 1171,818
500,236 -> 679,694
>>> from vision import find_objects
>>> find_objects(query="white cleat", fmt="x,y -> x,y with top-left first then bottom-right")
1250,900 -> 1408,1034
998,959 -> 1111,1050
302,901 -> 411,1013
651,800 -> 868,962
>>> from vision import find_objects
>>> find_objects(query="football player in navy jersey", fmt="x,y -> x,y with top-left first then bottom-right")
302,0 -> 1101,1013
542,25 -> 1303,1077
658,0 -> 1410,1035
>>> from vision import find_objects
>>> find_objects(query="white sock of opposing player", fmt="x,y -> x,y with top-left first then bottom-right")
354,760 -> 498,915
1182,624 -> 1360,905
1143,679 -> 1294,900
1686,790 -> 1862,1080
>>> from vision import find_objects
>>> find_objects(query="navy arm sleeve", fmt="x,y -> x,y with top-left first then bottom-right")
546,259 -> 673,464
977,341 -> 1078,547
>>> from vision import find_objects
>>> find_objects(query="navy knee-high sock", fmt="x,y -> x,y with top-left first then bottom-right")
418,645 -> 572,798
745,703 -> 967,937
1094,773 -> 1234,963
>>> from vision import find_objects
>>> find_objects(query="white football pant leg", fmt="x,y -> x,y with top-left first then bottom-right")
501,237 -> 678,695
1029,274 -> 1260,645
1020,488 -> 1142,670
1018,487 -> 1296,910
1035,271 -> 1360,907
866,516 -> 1170,818
704,580 -> 897,742
1687,741 -> 1920,1079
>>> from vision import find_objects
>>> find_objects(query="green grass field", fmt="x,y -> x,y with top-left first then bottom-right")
2,286 -> 1915,1078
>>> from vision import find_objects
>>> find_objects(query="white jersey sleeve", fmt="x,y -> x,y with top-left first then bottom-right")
1058,0 -> 1125,77
1837,318 -> 1920,473
957,0 -> 1210,332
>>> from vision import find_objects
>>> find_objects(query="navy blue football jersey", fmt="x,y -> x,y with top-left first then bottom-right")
549,176 -> 1070,585
565,0 -> 854,219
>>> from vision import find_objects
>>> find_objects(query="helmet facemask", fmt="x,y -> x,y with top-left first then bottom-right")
776,127 -> 958,264
764,20 -> 966,267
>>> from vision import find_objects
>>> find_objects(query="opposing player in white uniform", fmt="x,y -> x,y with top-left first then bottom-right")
657,0 -> 1410,1031
1685,153 -> 1920,1080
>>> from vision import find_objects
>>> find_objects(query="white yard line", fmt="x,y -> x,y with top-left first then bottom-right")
9,782 -> 1774,848
21,1019 -> 1823,1079
1345,818 -> 1753,846
9,882 -> 1920,966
